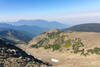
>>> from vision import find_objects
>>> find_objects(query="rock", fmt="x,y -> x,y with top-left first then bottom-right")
0,39 -> 52,67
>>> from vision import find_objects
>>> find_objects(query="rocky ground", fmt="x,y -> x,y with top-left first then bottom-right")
0,39 -> 52,67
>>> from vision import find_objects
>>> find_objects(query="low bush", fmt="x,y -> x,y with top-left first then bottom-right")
52,44 -> 61,51
86,47 -> 100,55
31,44 -> 38,48
64,40 -> 72,48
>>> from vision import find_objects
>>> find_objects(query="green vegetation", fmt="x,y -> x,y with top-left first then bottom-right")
86,47 -> 100,55
72,38 -> 84,54
93,47 -> 100,54
44,44 -> 61,51
44,45 -> 52,49
64,40 -> 72,48
30,29 -> 100,56
31,44 -> 39,48
31,36 -> 85,53
52,44 -> 61,51
47,32 -> 61,39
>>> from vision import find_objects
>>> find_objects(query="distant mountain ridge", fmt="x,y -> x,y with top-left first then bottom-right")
66,23 -> 100,32
9,19 -> 68,29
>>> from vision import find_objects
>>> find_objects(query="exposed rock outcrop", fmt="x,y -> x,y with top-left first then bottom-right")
0,39 -> 52,67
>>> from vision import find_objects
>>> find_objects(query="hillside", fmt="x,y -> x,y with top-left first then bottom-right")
28,29 -> 100,55
0,39 -> 51,67
0,29 -> 32,44
66,23 -> 100,32
0,23 -> 46,37
17,29 -> 100,67
15,25 -> 47,37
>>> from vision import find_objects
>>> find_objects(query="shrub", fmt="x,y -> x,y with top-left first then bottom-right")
44,45 -> 52,49
37,39 -> 44,47
31,44 -> 38,48
64,40 -> 72,48
93,47 -> 100,55
52,44 -> 61,51
87,49 -> 94,54
72,38 -> 84,54
85,47 -> 100,55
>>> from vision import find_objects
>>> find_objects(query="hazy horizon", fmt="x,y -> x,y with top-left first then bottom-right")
0,0 -> 100,25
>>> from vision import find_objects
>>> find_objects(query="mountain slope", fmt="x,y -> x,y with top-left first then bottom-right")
15,25 -> 47,37
18,29 -> 100,67
0,29 -> 32,44
0,23 -> 13,28
66,23 -> 100,32
29,29 -> 85,53
0,39 -> 51,67
28,29 -> 100,55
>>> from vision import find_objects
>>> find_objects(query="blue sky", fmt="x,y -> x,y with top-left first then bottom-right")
0,0 -> 100,24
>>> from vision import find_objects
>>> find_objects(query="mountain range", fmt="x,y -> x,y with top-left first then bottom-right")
10,20 -> 68,29
1,19 -> 100,45
0,19 -> 68,44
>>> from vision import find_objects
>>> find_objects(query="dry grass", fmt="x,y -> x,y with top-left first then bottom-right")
17,32 -> 100,67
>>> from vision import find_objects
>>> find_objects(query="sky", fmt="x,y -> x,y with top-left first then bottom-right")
0,0 -> 100,25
